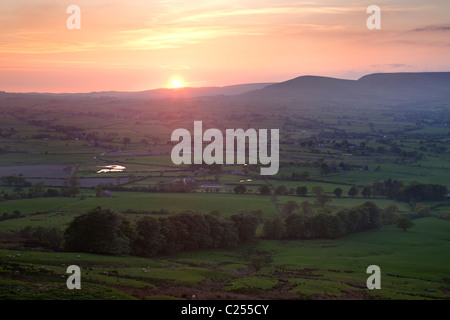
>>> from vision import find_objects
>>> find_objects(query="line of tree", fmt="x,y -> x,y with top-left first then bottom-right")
20,201 -> 425,254
263,202 -> 387,240
19,226 -> 63,249
0,175 -> 31,187
0,182 -> 75,201
63,207 -> 262,257
369,180 -> 448,202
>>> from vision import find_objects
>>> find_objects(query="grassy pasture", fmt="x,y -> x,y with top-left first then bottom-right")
3,218 -> 447,299
0,192 -> 276,217
1,93 -> 449,300
323,162 -> 450,188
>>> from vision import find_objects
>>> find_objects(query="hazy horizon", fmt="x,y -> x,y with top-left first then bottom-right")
3,70 -> 450,94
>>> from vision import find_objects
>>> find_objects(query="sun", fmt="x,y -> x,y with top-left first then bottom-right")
172,79 -> 182,88
167,75 -> 186,89
169,77 -> 185,88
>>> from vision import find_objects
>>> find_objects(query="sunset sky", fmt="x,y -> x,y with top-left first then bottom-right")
1,0 -> 450,92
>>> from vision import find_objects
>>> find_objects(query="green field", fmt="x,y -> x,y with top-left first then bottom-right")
0,193 -> 276,216
1,218 -> 449,300
1,91 -> 449,300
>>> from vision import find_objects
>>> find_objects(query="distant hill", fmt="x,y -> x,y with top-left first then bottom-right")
3,72 -> 450,106
5,83 -> 275,99
238,72 -> 450,106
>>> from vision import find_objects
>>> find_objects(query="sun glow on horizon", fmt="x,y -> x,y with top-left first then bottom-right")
2,1 -> 450,92
171,79 -> 183,88
168,75 -> 185,88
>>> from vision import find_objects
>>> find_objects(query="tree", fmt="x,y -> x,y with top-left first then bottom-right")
312,186 -> 325,196
122,137 -> 131,145
291,171 -> 309,181
284,213 -> 310,239
29,182 -> 45,198
275,185 -> 288,195
310,213 -> 345,239
204,214 -> 239,248
0,175 -> 30,187
21,226 -> 63,248
67,176 -> 80,187
132,216 -> 164,257
333,188 -> 343,198
158,216 -> 182,253
348,186 -> 358,198
296,186 -> 308,197
233,185 -> 247,194
301,200 -> 313,215
413,203 -> 431,218
62,186 -> 80,197
178,212 -> 211,250
41,227 -> 63,247
336,202 -> 382,234
362,201 -> 382,229
361,187 -> 372,198
230,211 -> 261,243
158,211 -> 212,252
281,200 -> 299,217
385,179 -> 403,200
63,207 -> 136,255
396,217 -> 415,232
299,171 -> 309,180
320,163 -> 331,176
262,217 -> 286,239
258,185 -> 271,195
371,181 -> 385,196
396,183 -> 448,202
11,210 -> 21,218
44,188 -> 61,197
95,185 -> 103,197
315,194 -> 332,207
382,205 -> 399,225
63,175 -> 80,197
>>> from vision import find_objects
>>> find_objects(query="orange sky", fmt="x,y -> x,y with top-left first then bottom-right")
1,0 -> 450,92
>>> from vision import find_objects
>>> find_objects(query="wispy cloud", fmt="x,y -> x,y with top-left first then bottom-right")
110,4 -> 366,51
116,25 -> 269,51
370,64 -> 414,69
0,2 -> 407,54
413,24 -> 450,32
173,6 -> 364,23
2,0 -> 450,92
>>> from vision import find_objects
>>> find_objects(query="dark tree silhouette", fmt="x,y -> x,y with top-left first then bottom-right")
396,217 -> 415,232
348,186 -> 358,198
333,188 -> 343,198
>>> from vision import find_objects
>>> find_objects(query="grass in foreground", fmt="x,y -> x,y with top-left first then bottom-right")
1,217 -> 449,300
